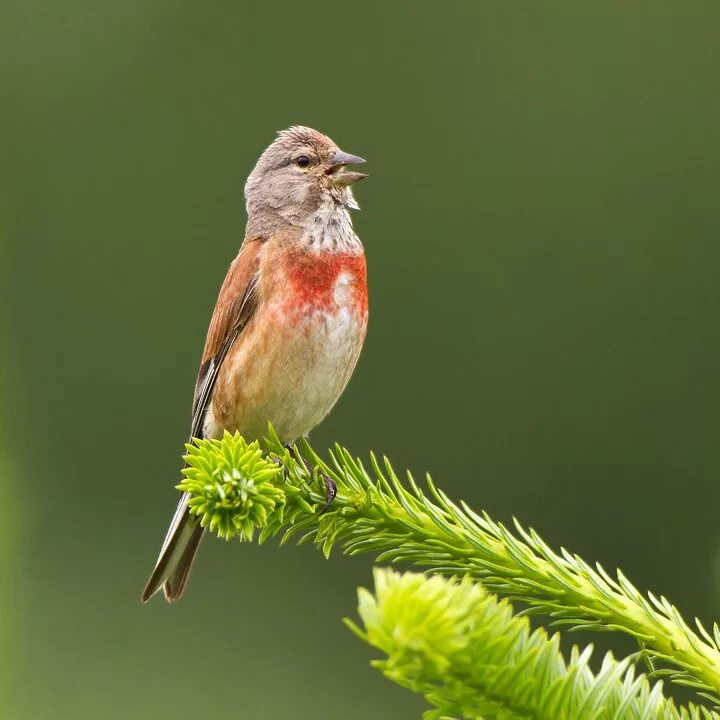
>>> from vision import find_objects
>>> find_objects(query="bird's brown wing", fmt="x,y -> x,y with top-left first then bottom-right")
189,237 -> 264,440
141,236 -> 264,603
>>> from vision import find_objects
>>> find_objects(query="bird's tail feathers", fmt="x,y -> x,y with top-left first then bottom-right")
141,492 -> 204,603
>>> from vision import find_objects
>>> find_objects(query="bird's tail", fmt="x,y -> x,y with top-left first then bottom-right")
141,492 -> 204,603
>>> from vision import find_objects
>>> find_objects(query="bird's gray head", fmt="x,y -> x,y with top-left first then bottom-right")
245,126 -> 367,234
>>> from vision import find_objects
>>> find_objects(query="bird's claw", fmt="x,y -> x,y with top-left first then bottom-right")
321,475 -> 337,511
283,443 -> 337,512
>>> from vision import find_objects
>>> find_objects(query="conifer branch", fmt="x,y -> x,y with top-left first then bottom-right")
178,429 -> 720,705
347,568 -> 719,720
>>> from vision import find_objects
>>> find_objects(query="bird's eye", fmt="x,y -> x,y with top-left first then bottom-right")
295,155 -> 311,168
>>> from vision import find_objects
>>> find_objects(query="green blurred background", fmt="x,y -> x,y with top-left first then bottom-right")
2,2 -> 720,717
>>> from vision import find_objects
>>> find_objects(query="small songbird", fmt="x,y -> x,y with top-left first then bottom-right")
142,127 -> 369,602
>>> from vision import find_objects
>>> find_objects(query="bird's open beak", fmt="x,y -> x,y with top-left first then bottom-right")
327,149 -> 368,186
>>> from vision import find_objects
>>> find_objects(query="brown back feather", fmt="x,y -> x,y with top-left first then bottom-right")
189,237 -> 264,439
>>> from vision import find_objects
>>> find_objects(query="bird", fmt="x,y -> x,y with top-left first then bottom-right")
141,126 -> 369,603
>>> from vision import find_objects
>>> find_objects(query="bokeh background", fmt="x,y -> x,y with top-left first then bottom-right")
2,2 -> 720,718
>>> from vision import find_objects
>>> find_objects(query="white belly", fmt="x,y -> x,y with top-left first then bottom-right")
204,301 -> 366,442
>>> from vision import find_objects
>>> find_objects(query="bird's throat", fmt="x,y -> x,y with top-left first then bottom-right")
300,196 -> 362,254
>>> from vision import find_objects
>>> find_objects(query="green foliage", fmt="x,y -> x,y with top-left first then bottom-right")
348,568 -> 719,720
180,428 -> 720,713
178,432 -> 284,540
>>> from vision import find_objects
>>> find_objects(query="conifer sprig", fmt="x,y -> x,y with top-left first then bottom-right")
178,428 -> 720,704
348,569 -> 719,720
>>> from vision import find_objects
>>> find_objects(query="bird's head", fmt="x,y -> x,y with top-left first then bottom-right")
245,126 -> 367,229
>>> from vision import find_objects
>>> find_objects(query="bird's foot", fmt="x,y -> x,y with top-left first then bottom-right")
283,443 -> 337,511
321,475 -> 337,510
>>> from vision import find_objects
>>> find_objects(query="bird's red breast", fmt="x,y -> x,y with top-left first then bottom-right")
279,245 -> 368,320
